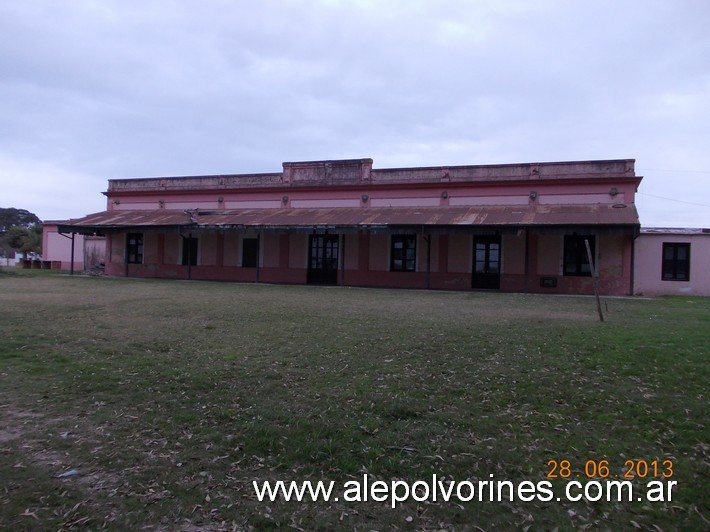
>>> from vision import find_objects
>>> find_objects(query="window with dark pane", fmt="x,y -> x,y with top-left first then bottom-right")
563,235 -> 595,276
662,242 -> 690,281
242,238 -> 258,268
324,237 -> 338,270
182,237 -> 198,266
390,235 -> 416,272
126,233 -> 143,264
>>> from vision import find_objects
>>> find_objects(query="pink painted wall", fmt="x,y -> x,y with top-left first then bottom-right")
634,232 -> 710,296
106,179 -> 634,213
42,225 -> 106,270
262,234 -> 280,268
369,234 -> 389,271
223,234 -> 239,266
143,233 -> 160,264
536,235 -> 561,275
289,234 -> 307,269
428,235 -> 439,273
502,234 -> 525,275
200,233 -> 218,266
344,233 -> 359,270
598,235 -> 624,282
163,234 -> 180,265
448,234 -> 471,273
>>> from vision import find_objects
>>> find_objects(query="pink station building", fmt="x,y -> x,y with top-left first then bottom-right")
44,158 -> 653,295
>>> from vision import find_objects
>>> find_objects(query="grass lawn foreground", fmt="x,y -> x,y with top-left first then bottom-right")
0,270 -> 708,530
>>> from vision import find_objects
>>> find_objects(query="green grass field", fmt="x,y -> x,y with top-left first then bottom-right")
1,270 -> 708,530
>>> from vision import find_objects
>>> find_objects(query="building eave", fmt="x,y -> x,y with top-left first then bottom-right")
55,204 -> 640,236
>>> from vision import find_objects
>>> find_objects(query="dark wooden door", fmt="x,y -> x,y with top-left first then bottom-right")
472,236 -> 501,289
308,235 -> 339,284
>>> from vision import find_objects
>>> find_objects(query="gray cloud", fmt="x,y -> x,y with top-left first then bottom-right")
1,0 -> 709,225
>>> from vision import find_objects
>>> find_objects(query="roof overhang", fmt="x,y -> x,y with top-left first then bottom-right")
55,204 -> 641,236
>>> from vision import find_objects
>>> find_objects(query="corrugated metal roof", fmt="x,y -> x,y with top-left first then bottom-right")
57,204 -> 639,233
59,210 -> 191,227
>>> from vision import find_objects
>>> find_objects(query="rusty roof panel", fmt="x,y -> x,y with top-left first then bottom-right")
57,204 -> 639,233
61,210 -> 192,227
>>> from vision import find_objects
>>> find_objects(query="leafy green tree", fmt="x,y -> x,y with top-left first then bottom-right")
6,225 -> 42,258
0,208 -> 42,258
0,208 -> 40,233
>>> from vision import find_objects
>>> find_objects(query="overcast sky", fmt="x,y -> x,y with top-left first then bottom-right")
1,0 -> 709,227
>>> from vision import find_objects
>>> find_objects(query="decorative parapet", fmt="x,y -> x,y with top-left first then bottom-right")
282,159 -> 373,184
107,172 -> 283,192
105,158 -> 636,194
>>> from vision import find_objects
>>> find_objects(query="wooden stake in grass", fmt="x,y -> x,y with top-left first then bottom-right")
585,238 -> 604,322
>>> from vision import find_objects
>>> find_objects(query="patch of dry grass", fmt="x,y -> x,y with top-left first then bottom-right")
0,272 -> 708,530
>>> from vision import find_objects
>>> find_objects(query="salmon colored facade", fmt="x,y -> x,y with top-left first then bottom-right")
50,158 -> 642,295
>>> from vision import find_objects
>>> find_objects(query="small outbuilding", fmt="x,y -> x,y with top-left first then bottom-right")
633,228 -> 710,296
40,228 -> 105,272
